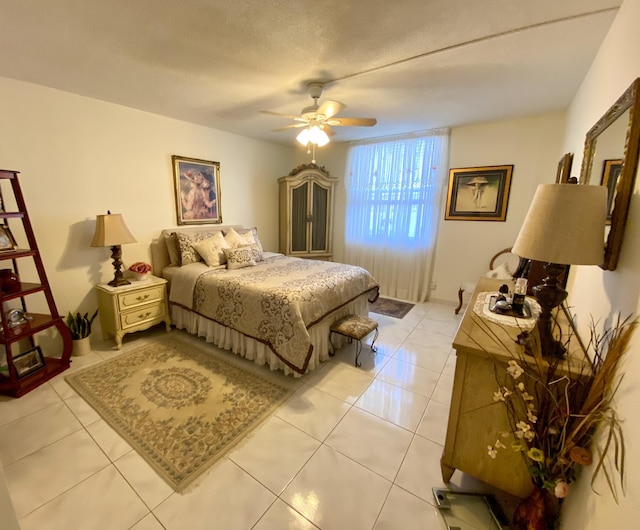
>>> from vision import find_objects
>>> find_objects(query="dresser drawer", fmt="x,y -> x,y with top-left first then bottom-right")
117,286 -> 165,311
119,302 -> 166,329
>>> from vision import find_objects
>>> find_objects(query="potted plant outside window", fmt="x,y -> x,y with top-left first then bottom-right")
66,309 -> 98,356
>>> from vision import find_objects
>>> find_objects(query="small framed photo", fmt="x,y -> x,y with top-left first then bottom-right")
555,153 -> 574,183
445,165 -> 513,221
0,225 -> 17,252
13,346 -> 45,379
601,159 -> 622,224
172,155 -> 222,225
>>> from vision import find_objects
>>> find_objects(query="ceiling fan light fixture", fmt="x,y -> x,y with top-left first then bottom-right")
309,125 -> 330,146
296,125 -> 329,147
296,127 -> 311,146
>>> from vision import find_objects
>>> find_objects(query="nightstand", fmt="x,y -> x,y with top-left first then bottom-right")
95,275 -> 171,349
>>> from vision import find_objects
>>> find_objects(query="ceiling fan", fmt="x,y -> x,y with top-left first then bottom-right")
261,82 -> 377,146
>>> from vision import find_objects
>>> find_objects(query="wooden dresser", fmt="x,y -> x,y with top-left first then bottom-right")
441,277 -> 590,498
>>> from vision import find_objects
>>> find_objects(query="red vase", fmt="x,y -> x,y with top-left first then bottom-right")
512,487 -> 559,530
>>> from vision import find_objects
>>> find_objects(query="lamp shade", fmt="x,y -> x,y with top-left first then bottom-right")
512,184 -> 607,265
90,212 -> 137,247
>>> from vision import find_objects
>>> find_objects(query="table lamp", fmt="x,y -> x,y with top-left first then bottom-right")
91,211 -> 137,287
511,183 -> 606,357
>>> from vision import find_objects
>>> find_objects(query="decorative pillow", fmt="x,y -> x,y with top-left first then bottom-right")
224,227 -> 256,249
239,227 -> 264,255
223,245 -> 257,270
192,232 -> 231,267
485,262 -> 513,280
175,231 -> 219,265
164,233 -> 181,266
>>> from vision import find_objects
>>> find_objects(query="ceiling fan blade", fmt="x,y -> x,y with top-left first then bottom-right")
260,110 -> 306,121
316,100 -> 345,120
272,123 -> 309,132
326,117 -> 377,127
321,124 -> 336,137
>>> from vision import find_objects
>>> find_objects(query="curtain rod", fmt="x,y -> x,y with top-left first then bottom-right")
348,128 -> 449,146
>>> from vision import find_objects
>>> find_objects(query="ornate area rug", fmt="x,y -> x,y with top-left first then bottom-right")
369,297 -> 415,319
66,333 -> 295,492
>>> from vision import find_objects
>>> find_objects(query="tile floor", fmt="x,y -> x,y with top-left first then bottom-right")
0,301 -> 510,529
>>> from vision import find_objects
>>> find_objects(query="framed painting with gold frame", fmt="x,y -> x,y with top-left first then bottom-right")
555,153 -> 574,183
445,165 -> 513,221
171,155 -> 222,225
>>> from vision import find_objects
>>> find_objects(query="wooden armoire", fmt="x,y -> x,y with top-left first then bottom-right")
278,163 -> 337,260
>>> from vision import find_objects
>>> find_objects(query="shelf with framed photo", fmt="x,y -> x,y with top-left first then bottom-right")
0,169 -> 72,398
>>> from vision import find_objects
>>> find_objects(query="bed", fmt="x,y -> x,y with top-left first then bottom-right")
150,225 -> 379,376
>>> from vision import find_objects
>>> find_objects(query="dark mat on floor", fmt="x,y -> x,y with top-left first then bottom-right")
369,297 -> 415,319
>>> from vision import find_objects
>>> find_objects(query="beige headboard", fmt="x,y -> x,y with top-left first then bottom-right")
150,224 -> 244,276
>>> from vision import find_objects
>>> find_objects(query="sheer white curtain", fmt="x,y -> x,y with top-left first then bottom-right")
344,129 -> 449,302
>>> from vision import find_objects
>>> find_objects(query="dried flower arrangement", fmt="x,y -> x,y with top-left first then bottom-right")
470,308 -> 636,528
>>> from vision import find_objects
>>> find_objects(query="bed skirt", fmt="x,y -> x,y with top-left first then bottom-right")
170,293 -> 370,376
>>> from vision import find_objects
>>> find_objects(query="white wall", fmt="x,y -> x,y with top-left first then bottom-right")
432,112 -> 567,304
0,77 -> 296,337
554,0 -> 640,527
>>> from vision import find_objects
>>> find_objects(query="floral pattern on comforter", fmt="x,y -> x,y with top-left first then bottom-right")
172,255 -> 378,373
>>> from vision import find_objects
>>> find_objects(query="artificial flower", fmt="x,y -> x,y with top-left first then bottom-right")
527,447 -> 545,462
554,481 -> 570,499
507,360 -> 524,379
569,446 -> 593,466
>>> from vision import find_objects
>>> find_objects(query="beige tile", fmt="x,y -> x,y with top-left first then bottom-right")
325,408 -> 413,481
305,363 -> 373,404
64,394 -> 101,426
416,400 -> 450,445
376,358 -> 440,397
18,465 -> 148,530
253,499 -> 319,529
275,384 -> 350,441
154,459 -> 275,530
130,513 -> 166,530
114,450 -> 173,510
0,383 -> 61,427
395,435 -> 444,502
355,379 -> 429,431
431,373 -> 454,405
85,418 -> 133,461
329,341 -> 392,375
4,429 -> 109,518
229,416 -> 320,494
0,402 -> 82,465
393,340 -> 450,373
281,445 -> 392,530
374,485 -> 445,530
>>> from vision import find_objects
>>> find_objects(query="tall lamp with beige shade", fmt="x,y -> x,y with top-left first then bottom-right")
91,211 -> 137,287
512,184 -> 606,357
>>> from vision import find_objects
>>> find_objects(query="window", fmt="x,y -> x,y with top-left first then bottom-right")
344,129 -> 449,301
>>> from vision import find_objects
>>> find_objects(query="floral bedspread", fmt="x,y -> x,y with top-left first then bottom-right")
169,255 -> 379,373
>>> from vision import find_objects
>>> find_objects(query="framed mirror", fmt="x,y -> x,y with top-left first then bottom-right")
580,78 -> 640,270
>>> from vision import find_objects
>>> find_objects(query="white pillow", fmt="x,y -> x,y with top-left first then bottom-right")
485,262 -> 512,280
224,227 -> 256,249
176,231 -> 220,265
240,227 -> 263,255
223,245 -> 257,270
192,232 -> 231,267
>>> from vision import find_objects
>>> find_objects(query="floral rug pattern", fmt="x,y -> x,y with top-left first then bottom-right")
66,334 -> 294,492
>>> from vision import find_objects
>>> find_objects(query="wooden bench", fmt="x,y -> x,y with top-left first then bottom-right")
329,315 -> 379,367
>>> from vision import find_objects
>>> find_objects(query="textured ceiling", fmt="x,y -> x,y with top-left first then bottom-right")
0,0 -> 621,145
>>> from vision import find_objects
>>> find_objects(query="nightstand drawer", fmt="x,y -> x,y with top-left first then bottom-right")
117,286 -> 165,310
120,302 -> 166,329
